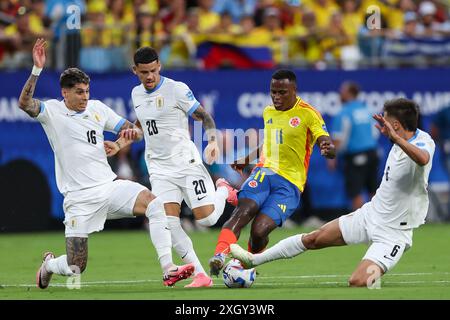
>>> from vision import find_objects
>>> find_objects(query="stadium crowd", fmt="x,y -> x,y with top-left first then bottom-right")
1,0 -> 450,71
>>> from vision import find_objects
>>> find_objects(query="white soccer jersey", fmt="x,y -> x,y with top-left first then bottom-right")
131,76 -> 202,177
36,99 -> 125,194
368,129 -> 435,229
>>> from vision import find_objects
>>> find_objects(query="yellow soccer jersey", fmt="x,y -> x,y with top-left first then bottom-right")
261,97 -> 329,192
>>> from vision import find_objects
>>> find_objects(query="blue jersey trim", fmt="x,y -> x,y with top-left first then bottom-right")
145,76 -> 165,94
39,101 -> 45,113
408,129 -> 419,142
188,101 -> 200,116
114,118 -> 126,133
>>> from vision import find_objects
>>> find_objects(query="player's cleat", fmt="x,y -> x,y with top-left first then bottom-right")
184,272 -> 213,288
230,244 -> 255,269
216,178 -> 238,206
36,251 -> 55,289
163,263 -> 195,287
209,253 -> 226,277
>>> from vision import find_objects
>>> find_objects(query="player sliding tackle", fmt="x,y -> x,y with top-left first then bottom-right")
208,69 -> 336,276
231,98 -> 435,287
21,39 -> 194,289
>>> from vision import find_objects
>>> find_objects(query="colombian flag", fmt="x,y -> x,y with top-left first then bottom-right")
196,41 -> 275,69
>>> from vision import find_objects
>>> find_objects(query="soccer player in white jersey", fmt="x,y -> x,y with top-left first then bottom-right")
106,47 -> 237,287
230,98 -> 435,287
20,39 -> 194,289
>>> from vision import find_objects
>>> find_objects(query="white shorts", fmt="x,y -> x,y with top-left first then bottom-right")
150,164 -> 215,209
338,205 -> 413,272
63,180 -> 147,237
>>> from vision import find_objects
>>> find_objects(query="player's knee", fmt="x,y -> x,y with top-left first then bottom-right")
302,230 -> 321,249
196,213 -> 218,227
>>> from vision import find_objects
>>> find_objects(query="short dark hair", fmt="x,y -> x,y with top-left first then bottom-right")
383,98 -> 419,131
134,47 -> 159,65
59,68 -> 90,88
272,69 -> 297,84
342,81 -> 360,97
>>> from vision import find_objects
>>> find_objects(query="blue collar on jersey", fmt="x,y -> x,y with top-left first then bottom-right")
408,129 -> 419,142
145,76 -> 165,94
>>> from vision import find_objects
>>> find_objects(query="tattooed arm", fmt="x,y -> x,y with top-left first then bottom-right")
104,120 -> 144,157
191,105 -> 219,164
18,38 -> 46,118
191,105 -> 217,142
66,237 -> 88,274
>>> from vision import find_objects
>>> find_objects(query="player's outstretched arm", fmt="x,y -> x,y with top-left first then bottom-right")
317,136 -> 336,159
373,114 -> 429,166
18,38 -> 46,118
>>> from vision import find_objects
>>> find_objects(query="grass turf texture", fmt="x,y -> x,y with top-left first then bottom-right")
1,223 -> 449,300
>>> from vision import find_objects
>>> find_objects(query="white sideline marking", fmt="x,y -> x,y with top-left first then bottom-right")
2,272 -> 449,288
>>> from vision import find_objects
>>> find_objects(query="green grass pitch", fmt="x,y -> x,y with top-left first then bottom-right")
1,223 -> 449,300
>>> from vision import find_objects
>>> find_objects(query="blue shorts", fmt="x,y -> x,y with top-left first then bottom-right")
238,167 -> 301,226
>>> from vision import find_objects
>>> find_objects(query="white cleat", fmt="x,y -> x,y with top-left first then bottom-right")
229,244 -> 255,269
36,252 -> 55,289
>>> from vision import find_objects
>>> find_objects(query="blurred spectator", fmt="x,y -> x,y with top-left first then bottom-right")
321,10 -> 352,66
416,1 -> 450,37
133,4 -> 166,51
390,11 -> 418,38
341,0 -> 363,44
254,7 -> 285,64
330,81 -> 379,210
167,7 -> 201,66
158,0 -> 186,33
303,0 -> 339,28
285,9 -> 324,66
2,6 -> 48,68
198,0 -> 220,32
45,0 -> 85,69
357,11 -> 388,65
212,0 -> 257,23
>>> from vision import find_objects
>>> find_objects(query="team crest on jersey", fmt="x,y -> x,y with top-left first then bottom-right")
156,96 -> 164,108
94,113 -> 101,122
289,117 -> 301,127
248,180 -> 258,188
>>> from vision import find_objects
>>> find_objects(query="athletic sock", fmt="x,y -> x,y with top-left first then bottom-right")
252,234 -> 306,266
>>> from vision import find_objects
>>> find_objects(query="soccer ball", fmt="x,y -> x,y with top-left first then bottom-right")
222,259 -> 256,288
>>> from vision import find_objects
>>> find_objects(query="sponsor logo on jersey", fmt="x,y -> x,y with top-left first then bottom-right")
156,96 -> 164,108
278,204 -> 287,213
267,118 -> 273,124
248,180 -> 258,188
289,117 -> 300,127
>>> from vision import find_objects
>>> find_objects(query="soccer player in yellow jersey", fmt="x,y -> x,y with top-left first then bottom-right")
209,69 -> 336,276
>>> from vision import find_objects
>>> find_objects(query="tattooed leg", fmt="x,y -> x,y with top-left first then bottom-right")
66,237 -> 88,274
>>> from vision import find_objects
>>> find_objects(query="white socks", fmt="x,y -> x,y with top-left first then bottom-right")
146,197 -> 173,271
196,186 -> 228,227
167,216 -> 206,275
46,255 -> 75,276
252,234 -> 307,266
